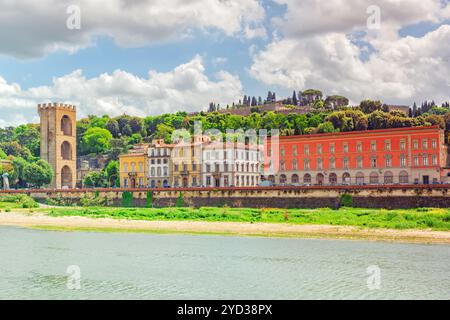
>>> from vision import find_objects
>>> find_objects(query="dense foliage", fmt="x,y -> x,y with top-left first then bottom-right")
0,93 -> 449,189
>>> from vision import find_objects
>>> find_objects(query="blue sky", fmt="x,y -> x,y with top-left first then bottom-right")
0,0 -> 449,126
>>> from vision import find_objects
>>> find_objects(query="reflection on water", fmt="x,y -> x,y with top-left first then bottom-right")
0,226 -> 449,299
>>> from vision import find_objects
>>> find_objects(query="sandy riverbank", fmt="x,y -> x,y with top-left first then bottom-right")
1,211 -> 450,244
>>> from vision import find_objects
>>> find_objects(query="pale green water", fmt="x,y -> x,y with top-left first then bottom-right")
0,226 -> 449,299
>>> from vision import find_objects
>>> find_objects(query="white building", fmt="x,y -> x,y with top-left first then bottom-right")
147,139 -> 173,188
202,142 -> 261,187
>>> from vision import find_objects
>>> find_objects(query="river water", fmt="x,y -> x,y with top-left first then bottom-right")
0,226 -> 448,299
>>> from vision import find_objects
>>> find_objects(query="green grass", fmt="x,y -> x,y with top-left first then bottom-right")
24,206 -> 450,231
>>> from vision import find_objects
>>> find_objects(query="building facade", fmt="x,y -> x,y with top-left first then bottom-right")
119,144 -> 148,188
38,103 -> 77,189
265,126 -> 448,186
170,136 -> 209,188
147,139 -> 173,188
202,142 -> 261,187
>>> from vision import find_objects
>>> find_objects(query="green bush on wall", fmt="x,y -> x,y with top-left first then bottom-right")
340,194 -> 354,207
146,191 -> 153,208
122,191 -> 133,207
176,192 -> 184,207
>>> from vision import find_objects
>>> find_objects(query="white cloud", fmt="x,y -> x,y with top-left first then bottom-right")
0,0 -> 266,59
0,56 -> 243,126
250,0 -> 450,105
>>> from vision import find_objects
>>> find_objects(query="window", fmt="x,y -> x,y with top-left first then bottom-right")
371,141 -> 377,151
123,178 -> 128,187
317,158 -> 323,170
293,145 -> 298,156
174,164 -> 179,172
304,159 -> 310,170
371,157 -> 377,168
422,139 -> 428,150
400,154 -> 406,167
357,157 -> 363,169
157,167 -> 161,176
139,162 -> 143,172
432,139 -> 437,149
356,143 -> 362,152
192,163 -> 197,171
330,144 -> 335,154
343,143 -> 349,153
413,156 -> 419,166
151,168 -> 155,176
343,157 -> 349,169
385,156 -> 392,168
131,163 -> 136,172
330,157 -> 336,169
304,145 -> 310,155
385,140 -> 391,151
422,155 -> 428,166
224,176 -> 229,186
399,171 -> 409,184
317,144 -> 322,154
280,160 -> 286,171
413,140 -> 418,150
432,154 -> 438,166
163,167 -> 168,176
280,147 -> 285,157
292,159 -> 298,171
192,177 -> 197,186
206,176 -> 211,186
400,140 -> 406,150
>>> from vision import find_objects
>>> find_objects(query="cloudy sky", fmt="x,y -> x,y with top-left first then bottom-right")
0,0 -> 449,126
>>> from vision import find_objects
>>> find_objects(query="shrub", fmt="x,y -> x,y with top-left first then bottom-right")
0,194 -> 38,208
146,191 -> 153,208
176,192 -> 184,207
340,194 -> 353,207
122,191 -> 133,207
80,193 -> 106,207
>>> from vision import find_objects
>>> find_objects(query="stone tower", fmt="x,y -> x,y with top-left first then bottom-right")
38,103 -> 77,189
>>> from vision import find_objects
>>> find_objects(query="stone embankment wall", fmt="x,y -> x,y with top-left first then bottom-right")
2,185 -> 449,209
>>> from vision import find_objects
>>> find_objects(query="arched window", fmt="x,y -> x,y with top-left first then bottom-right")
61,141 -> 72,160
61,115 -> 72,136
356,172 -> 364,185
61,166 -> 72,188
316,173 -> 324,185
384,171 -> 394,184
399,171 -> 409,184
268,175 -> 275,184
370,172 -> 379,184
280,174 -> 287,184
291,174 -> 299,184
342,172 -> 351,184
329,173 -> 337,185
303,173 -> 311,184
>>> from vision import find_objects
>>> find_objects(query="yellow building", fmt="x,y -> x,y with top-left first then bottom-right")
171,136 -> 210,187
119,144 -> 148,188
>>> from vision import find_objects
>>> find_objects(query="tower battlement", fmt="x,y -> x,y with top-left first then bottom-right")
38,103 -> 76,112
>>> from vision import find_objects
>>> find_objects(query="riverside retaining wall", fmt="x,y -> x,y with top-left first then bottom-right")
1,185 -> 449,209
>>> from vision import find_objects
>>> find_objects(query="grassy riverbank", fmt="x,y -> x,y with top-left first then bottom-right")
12,205 -> 450,231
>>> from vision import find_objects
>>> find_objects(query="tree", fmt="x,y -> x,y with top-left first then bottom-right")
83,171 -> 106,188
317,122 -> 336,133
368,110 -> 390,129
251,96 -> 258,106
12,157 -> 28,188
14,124 -> 40,157
23,160 -> 53,188
106,119 -> 120,138
104,160 -> 119,187
324,95 -> 349,109
81,127 -> 113,154
360,100 -> 382,114
0,141 -> 32,160
292,91 -> 298,106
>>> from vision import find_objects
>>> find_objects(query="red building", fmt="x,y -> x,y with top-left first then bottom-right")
264,125 -> 449,186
